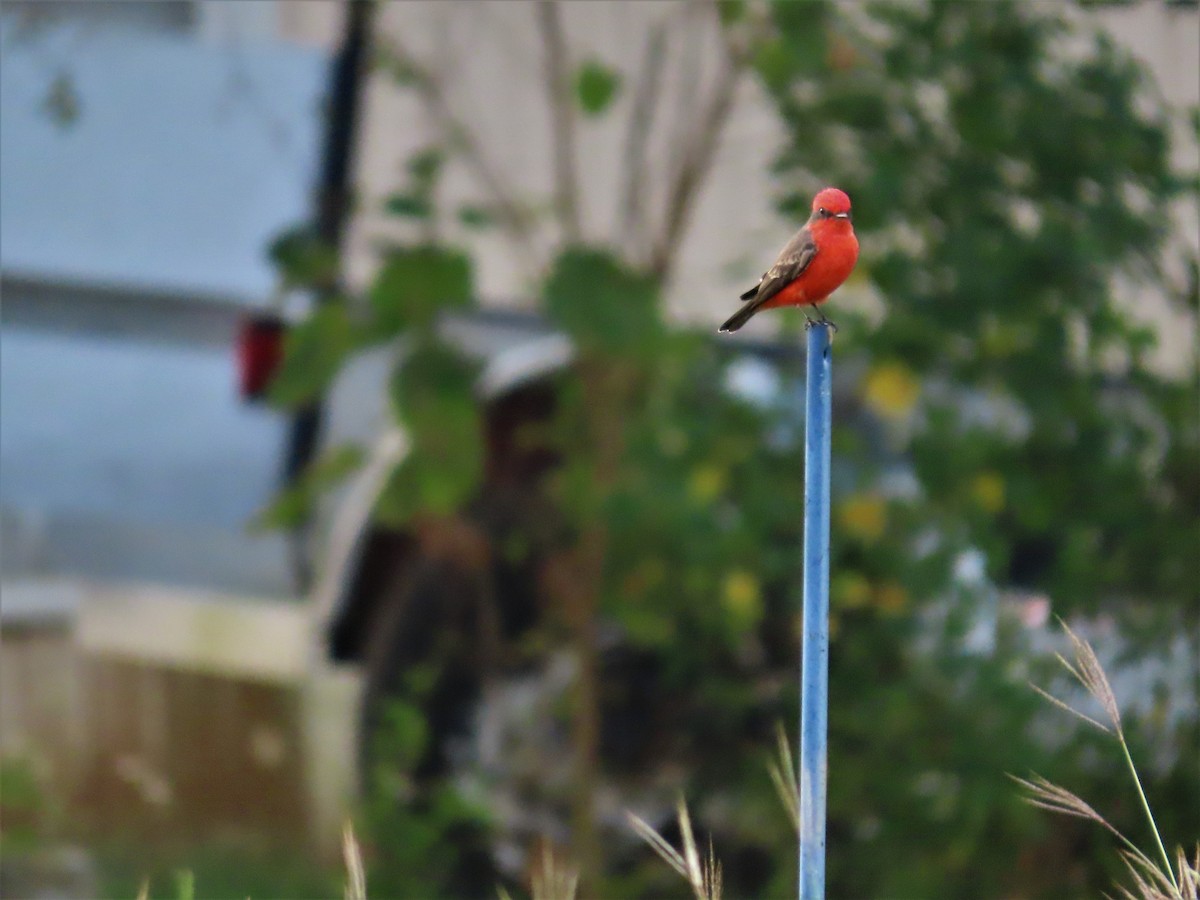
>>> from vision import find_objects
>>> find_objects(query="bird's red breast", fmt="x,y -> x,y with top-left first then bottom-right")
761,222 -> 858,311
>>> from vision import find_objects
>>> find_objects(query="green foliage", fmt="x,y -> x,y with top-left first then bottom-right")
267,304 -> 355,407
716,0 -> 746,27
746,1 -> 1200,895
456,204 -> 496,230
360,701 -> 496,899
406,147 -> 444,187
254,443 -> 365,530
543,248 -> 664,358
574,60 -> 620,116
760,0 -> 1197,622
382,148 -> 445,228
370,245 -> 473,335
174,868 -> 195,900
0,757 -> 46,852
383,192 -> 432,220
267,226 -> 338,291
375,343 -> 483,523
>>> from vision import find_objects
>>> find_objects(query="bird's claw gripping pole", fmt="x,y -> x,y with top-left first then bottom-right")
800,321 -> 833,900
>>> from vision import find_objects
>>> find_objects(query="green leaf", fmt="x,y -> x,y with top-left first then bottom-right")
375,342 -> 483,524
574,60 -> 621,116
374,443 -> 482,525
384,193 -> 433,219
456,205 -> 495,230
717,0 -> 746,26
374,45 -> 421,86
266,304 -> 355,408
376,701 -> 430,770
267,226 -> 338,290
254,443 -> 366,530
370,245 -> 474,335
407,147 -> 444,187
388,341 -> 479,429
543,248 -> 663,357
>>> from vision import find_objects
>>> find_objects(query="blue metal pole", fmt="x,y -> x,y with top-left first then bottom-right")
800,322 -> 833,900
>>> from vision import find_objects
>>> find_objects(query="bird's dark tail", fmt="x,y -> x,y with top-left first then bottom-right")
719,300 -> 762,333
739,284 -> 759,301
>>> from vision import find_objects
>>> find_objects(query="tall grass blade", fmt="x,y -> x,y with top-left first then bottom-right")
1117,727 -> 1179,893
677,797 -> 705,898
343,819 -> 367,900
767,721 -> 800,832
626,811 -> 689,881
174,869 -> 194,900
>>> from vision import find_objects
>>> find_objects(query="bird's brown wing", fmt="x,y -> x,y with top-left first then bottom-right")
721,228 -> 818,333
740,227 -> 818,304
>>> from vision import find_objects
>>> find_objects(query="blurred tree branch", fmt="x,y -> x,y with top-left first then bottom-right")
537,0 -> 583,243
616,18 -> 667,258
649,1 -> 761,281
376,34 -> 539,271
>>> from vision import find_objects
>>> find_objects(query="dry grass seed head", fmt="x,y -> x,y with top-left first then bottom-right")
1118,847 -> 1182,900
1179,846 -> 1200,900
626,797 -> 722,900
1059,618 -> 1123,735
531,842 -> 579,900
1010,773 -> 1122,837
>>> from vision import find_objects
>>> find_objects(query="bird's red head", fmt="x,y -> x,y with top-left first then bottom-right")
811,187 -> 852,222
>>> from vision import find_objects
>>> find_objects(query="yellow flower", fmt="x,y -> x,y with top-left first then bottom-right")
874,582 -> 909,616
970,471 -> 1006,513
863,362 -> 920,420
833,572 -> 872,609
722,569 -> 763,630
838,493 -> 887,542
688,464 -> 727,504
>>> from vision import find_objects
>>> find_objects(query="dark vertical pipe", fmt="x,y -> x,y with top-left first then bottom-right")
281,0 -> 373,590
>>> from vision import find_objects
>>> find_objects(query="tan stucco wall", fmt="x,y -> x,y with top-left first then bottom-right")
275,0 -> 1198,371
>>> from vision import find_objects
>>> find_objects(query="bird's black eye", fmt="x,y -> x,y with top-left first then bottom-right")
818,207 -> 828,216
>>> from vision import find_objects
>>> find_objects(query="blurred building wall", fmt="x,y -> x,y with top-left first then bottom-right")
278,0 -> 1198,374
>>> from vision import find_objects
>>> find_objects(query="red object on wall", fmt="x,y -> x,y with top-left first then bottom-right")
237,314 -> 286,402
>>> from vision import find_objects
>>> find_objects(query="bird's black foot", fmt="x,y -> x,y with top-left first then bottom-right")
805,314 -> 838,333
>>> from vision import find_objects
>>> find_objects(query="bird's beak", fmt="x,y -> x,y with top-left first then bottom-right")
834,212 -> 851,220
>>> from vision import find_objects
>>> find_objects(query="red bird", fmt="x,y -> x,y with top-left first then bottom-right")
719,187 -> 859,333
